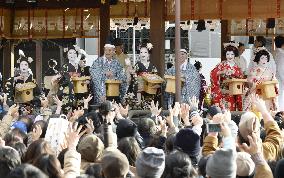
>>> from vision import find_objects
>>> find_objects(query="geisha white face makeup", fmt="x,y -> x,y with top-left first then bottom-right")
140,47 -> 149,62
20,60 -> 29,73
226,51 -> 235,62
104,47 -> 114,60
259,55 -> 268,66
67,49 -> 77,63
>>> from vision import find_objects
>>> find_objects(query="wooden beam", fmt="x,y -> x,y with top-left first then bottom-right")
150,0 -> 165,76
99,0 -> 110,56
0,0 -> 101,9
35,40 -> 42,88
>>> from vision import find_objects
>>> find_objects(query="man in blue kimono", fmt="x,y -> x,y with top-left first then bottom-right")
164,49 -> 201,108
90,44 -> 127,104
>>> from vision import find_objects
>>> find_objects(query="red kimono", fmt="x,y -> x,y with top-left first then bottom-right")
210,61 -> 244,111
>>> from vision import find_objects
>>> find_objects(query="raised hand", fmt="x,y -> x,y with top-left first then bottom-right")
118,103 -> 129,117
7,104 -> 19,117
180,103 -> 190,121
53,95 -> 63,107
191,114 -> 203,126
189,96 -> 199,109
241,132 -> 262,155
172,102 -> 180,117
150,100 -> 162,117
65,122 -> 86,150
83,94 -> 93,109
166,106 -> 175,128
85,118 -> 95,134
251,94 -> 267,114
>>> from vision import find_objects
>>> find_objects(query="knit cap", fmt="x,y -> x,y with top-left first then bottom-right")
135,147 -> 165,178
206,148 -> 237,178
174,128 -> 200,157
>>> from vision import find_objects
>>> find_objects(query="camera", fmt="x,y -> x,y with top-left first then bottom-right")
206,123 -> 221,133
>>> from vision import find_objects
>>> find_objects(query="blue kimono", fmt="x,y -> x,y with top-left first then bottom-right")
90,56 -> 127,104
164,62 -> 201,107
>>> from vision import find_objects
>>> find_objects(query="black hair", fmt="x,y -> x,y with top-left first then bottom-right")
64,46 -> 78,61
19,57 -> 30,65
165,134 -> 176,154
57,148 -> 68,169
275,35 -> 284,48
198,155 -> 211,178
162,150 -> 198,178
253,50 -> 270,64
118,137 -> 141,166
113,38 -> 123,46
9,142 -> 27,162
238,42 -> 245,47
256,36 -> 266,47
85,164 -> 103,178
33,154 -> 64,178
6,163 -> 48,178
223,45 -> 239,57
194,61 -> 202,71
48,59 -> 57,68
167,62 -> 173,69
140,39 -> 152,53
77,111 -> 102,133
32,120 -> 48,138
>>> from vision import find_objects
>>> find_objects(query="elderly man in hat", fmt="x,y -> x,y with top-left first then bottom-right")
90,43 -> 127,104
164,49 -> 201,107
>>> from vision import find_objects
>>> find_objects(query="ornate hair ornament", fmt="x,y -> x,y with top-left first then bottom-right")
223,42 -> 239,49
18,49 -> 33,63
146,43 -> 153,50
27,57 -> 33,63
19,49 -> 25,57
63,44 -> 81,53
254,46 -> 269,54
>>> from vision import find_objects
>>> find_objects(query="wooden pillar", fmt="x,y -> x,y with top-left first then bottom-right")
174,0 -> 181,102
2,40 -> 12,83
221,20 -> 229,61
99,0 -> 110,56
150,0 -> 165,77
35,41 -> 43,88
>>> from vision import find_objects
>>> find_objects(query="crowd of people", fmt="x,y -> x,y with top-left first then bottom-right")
0,35 -> 283,178
0,92 -> 283,178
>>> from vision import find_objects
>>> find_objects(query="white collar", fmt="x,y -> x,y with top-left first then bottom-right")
103,56 -> 112,63
180,61 -> 188,70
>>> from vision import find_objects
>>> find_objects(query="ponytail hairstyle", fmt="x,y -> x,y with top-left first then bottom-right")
162,150 -> 198,178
